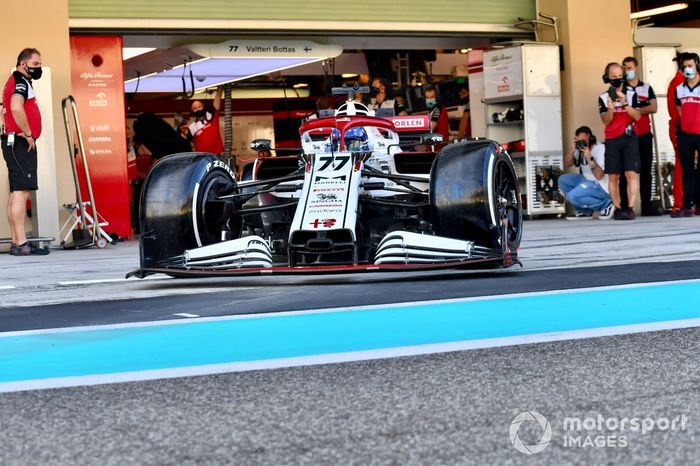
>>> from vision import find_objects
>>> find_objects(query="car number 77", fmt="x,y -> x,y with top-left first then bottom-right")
318,155 -> 350,171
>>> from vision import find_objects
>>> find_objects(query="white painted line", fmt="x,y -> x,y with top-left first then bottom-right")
0,285 -> 16,290
2,277 -> 699,338
58,275 -> 172,286
2,317 -> 700,393
173,313 -> 200,318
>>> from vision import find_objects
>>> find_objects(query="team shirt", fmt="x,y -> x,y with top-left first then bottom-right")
188,110 -> 224,153
598,85 -> 638,140
367,98 -> 406,116
2,71 -> 42,138
675,79 -> 700,135
629,81 -> 656,135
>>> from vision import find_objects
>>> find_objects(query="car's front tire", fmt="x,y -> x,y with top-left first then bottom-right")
430,140 -> 522,252
139,152 -> 238,268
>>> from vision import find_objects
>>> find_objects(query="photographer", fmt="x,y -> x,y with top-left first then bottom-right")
599,62 -> 641,220
560,126 -> 614,220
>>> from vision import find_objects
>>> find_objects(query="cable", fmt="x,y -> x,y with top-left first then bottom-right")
10,144 -> 25,174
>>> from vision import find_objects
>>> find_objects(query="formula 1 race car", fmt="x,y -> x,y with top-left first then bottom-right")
128,99 -> 522,278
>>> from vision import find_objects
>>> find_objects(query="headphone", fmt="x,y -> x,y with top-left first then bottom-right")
575,126 -> 597,145
602,62 -> 619,84
678,52 -> 700,70
690,52 -> 700,69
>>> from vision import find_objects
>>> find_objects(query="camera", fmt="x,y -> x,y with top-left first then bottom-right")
575,140 -> 587,150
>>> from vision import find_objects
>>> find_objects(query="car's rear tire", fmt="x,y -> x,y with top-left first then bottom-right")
139,152 -> 238,268
430,140 -> 522,251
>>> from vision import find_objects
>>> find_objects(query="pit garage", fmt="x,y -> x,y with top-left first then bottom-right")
65,0 -> 540,238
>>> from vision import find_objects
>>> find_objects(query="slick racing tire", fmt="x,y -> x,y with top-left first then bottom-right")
139,152 -> 239,268
430,140 -> 522,251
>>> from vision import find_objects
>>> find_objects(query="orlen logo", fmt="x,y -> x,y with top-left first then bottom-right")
393,117 -> 428,129
88,92 -> 108,107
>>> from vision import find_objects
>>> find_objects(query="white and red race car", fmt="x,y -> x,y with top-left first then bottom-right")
129,99 -> 522,278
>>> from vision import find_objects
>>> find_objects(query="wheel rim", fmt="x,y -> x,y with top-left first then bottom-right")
493,158 -> 522,249
197,173 -> 237,245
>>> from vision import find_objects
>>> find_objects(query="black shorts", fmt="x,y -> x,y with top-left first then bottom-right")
2,135 -> 38,192
604,134 -> 640,174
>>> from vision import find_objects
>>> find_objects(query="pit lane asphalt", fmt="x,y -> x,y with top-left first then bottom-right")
0,326 -> 697,466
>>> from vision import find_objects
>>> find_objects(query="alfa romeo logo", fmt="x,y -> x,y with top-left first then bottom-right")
509,411 -> 552,455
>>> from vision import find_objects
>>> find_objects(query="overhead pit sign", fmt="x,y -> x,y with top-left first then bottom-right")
125,40 -> 343,93
190,40 -> 343,59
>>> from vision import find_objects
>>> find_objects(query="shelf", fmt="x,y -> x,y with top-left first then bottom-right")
483,95 -> 524,104
487,121 -> 523,126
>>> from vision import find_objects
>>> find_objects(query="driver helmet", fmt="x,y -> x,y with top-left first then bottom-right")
344,127 -> 369,151
324,128 -> 341,152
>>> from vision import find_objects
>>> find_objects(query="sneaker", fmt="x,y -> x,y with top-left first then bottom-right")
615,208 -> 635,220
566,210 -> 594,221
9,242 -> 50,256
671,208 -> 694,218
598,203 -> 615,220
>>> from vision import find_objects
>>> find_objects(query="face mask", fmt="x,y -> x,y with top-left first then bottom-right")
625,70 -> 636,81
425,98 -> 437,109
191,109 -> 205,118
26,66 -> 42,80
370,87 -> 380,97
684,67 -> 696,79
609,78 -> 624,88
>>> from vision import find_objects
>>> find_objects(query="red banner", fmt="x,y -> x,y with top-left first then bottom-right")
70,35 -> 131,237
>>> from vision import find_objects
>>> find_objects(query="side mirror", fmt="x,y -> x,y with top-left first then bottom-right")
251,139 -> 272,152
420,133 -> 444,145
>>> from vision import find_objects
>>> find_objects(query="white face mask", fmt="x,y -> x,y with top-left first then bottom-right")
684,66 -> 696,79
625,70 -> 636,81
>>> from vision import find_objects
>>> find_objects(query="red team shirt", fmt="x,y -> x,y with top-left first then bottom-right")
675,80 -> 700,135
598,86 -> 638,140
188,111 -> 224,154
2,71 -> 42,138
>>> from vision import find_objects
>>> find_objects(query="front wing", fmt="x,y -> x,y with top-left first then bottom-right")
126,256 -> 513,279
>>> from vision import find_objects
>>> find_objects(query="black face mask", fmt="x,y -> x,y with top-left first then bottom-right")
26,66 -> 42,80
609,78 -> 624,88
370,87 -> 380,97
191,109 -> 205,118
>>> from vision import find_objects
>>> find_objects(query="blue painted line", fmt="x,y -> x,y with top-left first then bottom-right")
1,281 -> 699,384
